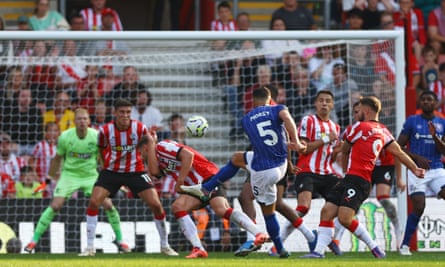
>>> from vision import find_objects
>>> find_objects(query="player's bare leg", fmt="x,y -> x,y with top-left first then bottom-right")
234,179 -> 259,256
139,188 -> 178,256
296,191 -> 312,217
274,184 -> 317,254
172,194 -> 208,258
210,196 -> 268,256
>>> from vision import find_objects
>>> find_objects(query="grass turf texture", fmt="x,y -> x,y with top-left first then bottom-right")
1,252 -> 444,267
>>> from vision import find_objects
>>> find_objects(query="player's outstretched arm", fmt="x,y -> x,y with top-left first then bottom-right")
48,154 -> 63,181
139,133 -> 161,178
340,140 -> 352,174
394,157 -> 406,192
175,148 -> 194,193
279,109 -> 306,153
387,141 -> 425,178
397,133 -> 431,169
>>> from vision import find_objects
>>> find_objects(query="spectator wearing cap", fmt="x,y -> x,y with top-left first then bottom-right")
100,8 -> 119,31
17,16 -> 30,30
347,8 -> 365,30
80,0 -> 123,31
29,0 -> 70,31
131,90 -> 163,131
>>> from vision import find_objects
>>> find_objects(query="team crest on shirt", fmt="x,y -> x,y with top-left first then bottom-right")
88,142 -> 95,149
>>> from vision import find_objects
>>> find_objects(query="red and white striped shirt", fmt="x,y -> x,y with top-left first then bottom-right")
0,154 -> 27,181
32,140 -> 57,182
210,19 -> 238,31
343,124 -> 394,167
161,175 -> 177,196
99,120 -> 147,173
430,80 -> 445,113
1,173 -> 16,198
345,121 -> 394,182
297,114 -> 340,175
80,8 -> 123,31
155,140 -> 218,185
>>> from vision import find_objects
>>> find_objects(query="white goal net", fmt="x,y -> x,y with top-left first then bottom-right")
0,30 -> 408,254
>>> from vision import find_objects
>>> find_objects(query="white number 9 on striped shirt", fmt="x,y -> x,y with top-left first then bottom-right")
256,121 -> 278,146
372,139 -> 383,158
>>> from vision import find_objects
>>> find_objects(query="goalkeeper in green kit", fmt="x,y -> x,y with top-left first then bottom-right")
25,108 -> 130,254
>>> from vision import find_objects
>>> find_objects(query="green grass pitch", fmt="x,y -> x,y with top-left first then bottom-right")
1,252 -> 445,267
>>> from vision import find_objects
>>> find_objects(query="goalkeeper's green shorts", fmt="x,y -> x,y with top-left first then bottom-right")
53,175 -> 96,198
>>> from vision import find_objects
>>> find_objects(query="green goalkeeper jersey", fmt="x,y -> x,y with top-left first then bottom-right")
57,127 -> 99,179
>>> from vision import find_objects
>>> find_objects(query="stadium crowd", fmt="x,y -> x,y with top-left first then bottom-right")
0,0 -> 444,258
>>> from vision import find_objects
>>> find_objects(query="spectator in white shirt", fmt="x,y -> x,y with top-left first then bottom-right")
131,90 -> 163,131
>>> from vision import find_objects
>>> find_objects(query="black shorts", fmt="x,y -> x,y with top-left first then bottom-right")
371,165 -> 394,186
326,175 -> 371,213
295,172 -> 340,198
95,170 -> 154,197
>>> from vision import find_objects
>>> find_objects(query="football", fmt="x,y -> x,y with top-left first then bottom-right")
186,115 -> 209,137
6,237 -> 22,253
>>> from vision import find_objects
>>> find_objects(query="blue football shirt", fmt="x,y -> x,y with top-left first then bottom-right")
242,104 -> 288,171
400,114 -> 445,169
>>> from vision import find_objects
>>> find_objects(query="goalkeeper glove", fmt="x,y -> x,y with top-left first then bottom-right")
32,178 -> 52,195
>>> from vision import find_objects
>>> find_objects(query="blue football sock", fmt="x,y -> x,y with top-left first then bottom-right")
202,160 -> 239,192
264,213 -> 284,253
401,213 -> 420,246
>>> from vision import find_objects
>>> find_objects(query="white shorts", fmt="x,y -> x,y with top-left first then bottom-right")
407,168 -> 445,196
245,151 -> 287,206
